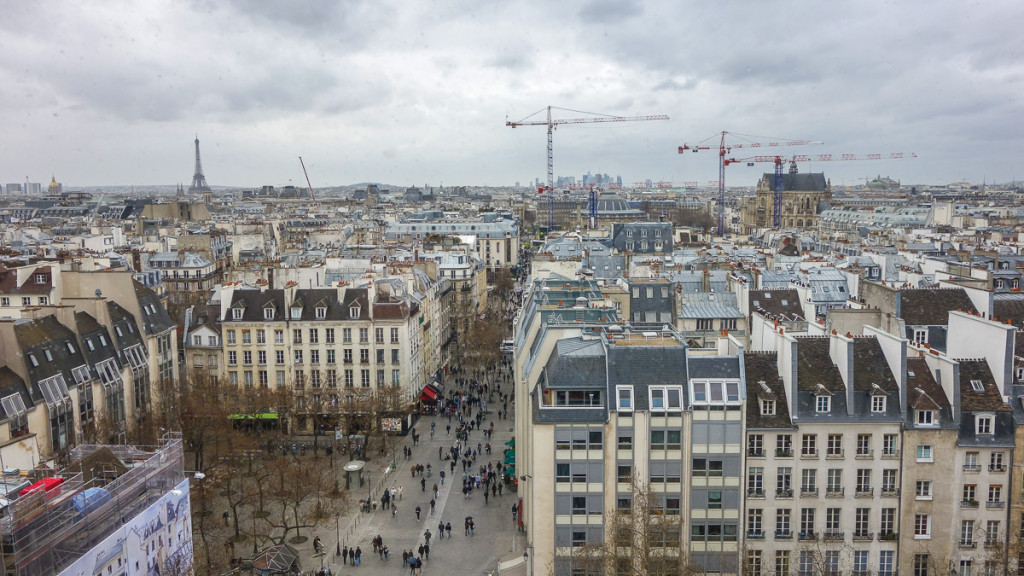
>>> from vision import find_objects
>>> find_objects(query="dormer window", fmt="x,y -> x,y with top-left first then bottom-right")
815,395 -> 831,413
350,306 -> 361,319
291,307 -> 302,320
916,409 -> 935,426
232,308 -> 243,320
34,274 -> 46,284
976,414 -> 994,435
871,395 -> 886,413
316,306 -> 327,319
761,399 -> 776,416
264,308 -> 275,320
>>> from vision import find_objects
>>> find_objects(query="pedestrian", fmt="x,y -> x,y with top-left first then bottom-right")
469,519 -> 475,536
402,550 -> 409,564
222,510 -> 229,527
421,477 -> 426,492
423,543 -> 430,560
484,491 -> 489,504
465,518 -> 470,536
418,544 -> 424,558
415,505 -> 422,520
398,486 -> 403,500
424,529 -> 431,545
440,470 -> 446,485
430,499 -> 435,513
343,545 -> 349,565
354,546 -> 362,567
446,424 -> 451,436
446,521 -> 452,538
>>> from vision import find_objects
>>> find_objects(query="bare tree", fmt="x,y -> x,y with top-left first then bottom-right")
260,452 -> 343,544
563,477 -> 704,576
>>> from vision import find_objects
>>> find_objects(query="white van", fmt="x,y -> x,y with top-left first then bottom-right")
500,340 -> 514,353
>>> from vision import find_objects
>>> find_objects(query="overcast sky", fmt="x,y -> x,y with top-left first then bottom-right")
2,1 -> 1022,189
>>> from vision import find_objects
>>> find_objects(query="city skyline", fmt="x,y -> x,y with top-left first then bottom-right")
1,1 -> 1022,188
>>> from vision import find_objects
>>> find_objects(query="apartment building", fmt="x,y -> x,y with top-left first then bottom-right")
386,218 -> 519,272
742,332 -> 904,576
513,276 -> 745,575
216,280 -> 425,434
0,270 -> 174,465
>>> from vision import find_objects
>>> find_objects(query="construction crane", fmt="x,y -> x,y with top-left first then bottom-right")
678,131 -> 821,235
726,152 -> 917,227
508,106 -> 669,230
298,156 -> 318,207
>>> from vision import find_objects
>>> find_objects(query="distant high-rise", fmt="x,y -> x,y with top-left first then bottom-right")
188,136 -> 212,194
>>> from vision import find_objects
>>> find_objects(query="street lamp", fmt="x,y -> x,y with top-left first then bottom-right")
336,516 -> 341,556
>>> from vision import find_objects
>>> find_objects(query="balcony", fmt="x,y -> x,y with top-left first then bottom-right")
963,464 -> 981,473
747,489 -> 765,498
855,449 -> 874,460
776,488 -> 794,498
880,487 -> 900,497
746,531 -> 765,540
826,450 -> 844,460
798,531 -> 818,541
776,449 -> 793,458
961,499 -> 979,509
852,531 -> 874,542
775,530 -> 793,540
959,540 -> 976,549
855,487 -> 873,498
989,464 -> 1008,473
801,487 -> 818,496
826,488 -> 844,498
878,532 -> 898,542
986,500 -> 1005,509
823,530 -> 844,541
747,449 -> 765,458
800,449 -> 818,459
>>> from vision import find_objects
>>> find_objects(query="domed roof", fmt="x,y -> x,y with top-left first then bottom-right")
594,191 -> 633,213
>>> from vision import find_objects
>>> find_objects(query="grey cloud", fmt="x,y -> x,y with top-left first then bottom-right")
578,0 -> 643,23
653,78 -> 698,92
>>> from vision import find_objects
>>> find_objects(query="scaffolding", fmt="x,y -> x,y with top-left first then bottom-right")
1,434 -> 185,576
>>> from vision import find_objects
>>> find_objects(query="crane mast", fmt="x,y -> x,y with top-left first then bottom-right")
726,152 -> 916,227
679,132 -> 821,235
509,106 -> 669,230
299,156 -> 318,207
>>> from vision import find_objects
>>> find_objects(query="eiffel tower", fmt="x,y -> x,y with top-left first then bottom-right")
188,135 -> 212,193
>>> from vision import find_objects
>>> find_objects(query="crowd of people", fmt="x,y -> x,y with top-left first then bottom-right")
305,247 -> 532,574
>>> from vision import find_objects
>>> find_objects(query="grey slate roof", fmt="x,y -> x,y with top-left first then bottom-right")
688,356 -> 741,379
543,338 -> 607,389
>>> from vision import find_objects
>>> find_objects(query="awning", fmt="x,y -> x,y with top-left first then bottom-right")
229,413 -> 279,420
419,386 -> 439,402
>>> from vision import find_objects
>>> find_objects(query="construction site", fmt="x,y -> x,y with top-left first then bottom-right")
0,435 -> 189,576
